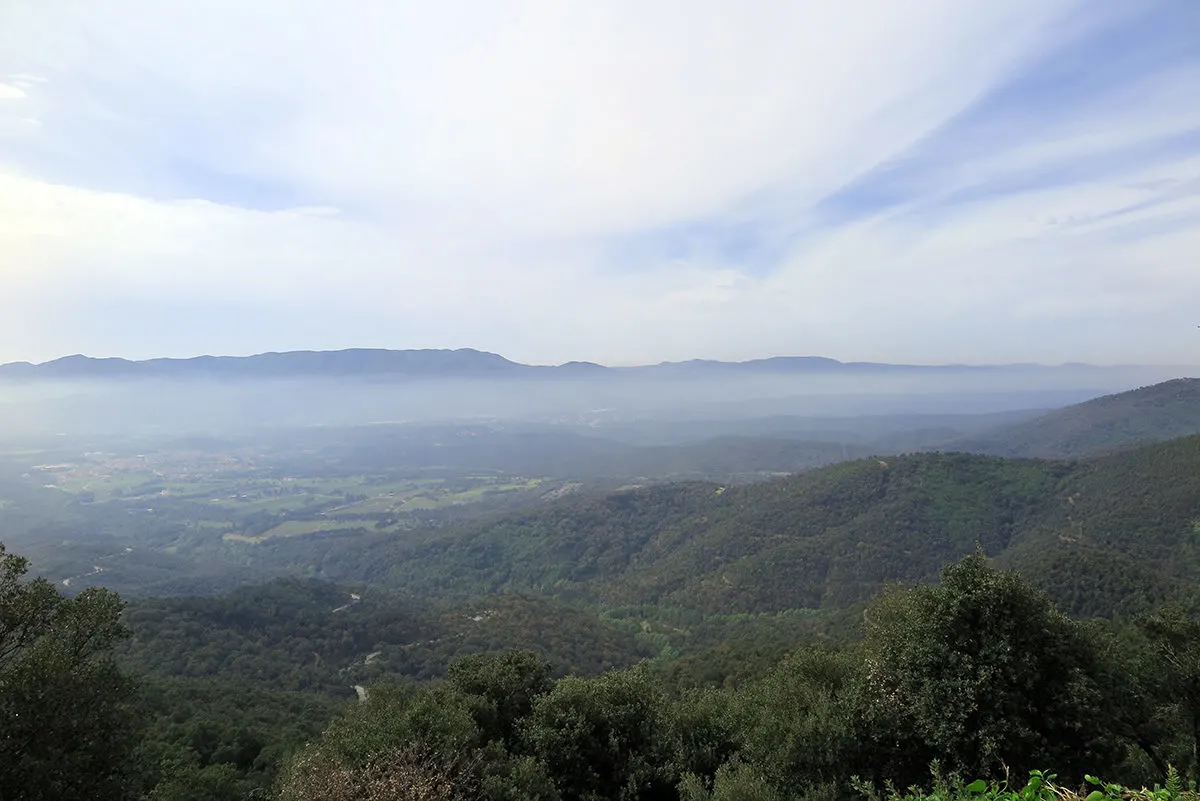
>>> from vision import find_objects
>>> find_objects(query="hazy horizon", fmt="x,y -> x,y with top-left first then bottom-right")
0,368 -> 1189,440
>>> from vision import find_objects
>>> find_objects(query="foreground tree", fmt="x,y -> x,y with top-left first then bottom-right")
0,542 -> 140,801
1140,604 -> 1200,786
448,648 -> 553,750
861,552 -> 1116,786
522,667 -> 680,801
729,646 -> 865,795
277,662 -> 559,801
278,742 -> 467,801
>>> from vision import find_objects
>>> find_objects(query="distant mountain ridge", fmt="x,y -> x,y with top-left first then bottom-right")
0,348 -> 527,380
0,347 -> 1166,382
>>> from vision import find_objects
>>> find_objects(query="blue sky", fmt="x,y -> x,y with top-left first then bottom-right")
1,0 -> 1198,366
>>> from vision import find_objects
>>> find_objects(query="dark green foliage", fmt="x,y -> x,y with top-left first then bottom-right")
316,683 -> 482,763
1079,620 -> 1178,786
313,452 -> 1055,613
438,595 -> 660,677
119,578 -> 430,691
730,647 -> 865,791
290,437 -> 1200,620
269,553 -> 1186,799
132,677 -> 342,797
449,649 -> 554,749
861,554 -> 1117,786
11,424 -> 1200,799
671,687 -> 739,783
102,551 -> 1200,801
0,542 -> 140,801
119,584 -> 654,691
142,760 -> 245,801
522,667 -> 681,801
1140,605 -> 1200,786
369,482 -> 722,597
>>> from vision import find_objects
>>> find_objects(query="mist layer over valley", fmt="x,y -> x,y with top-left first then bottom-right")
0,349 -> 1188,439
0,348 -> 1195,600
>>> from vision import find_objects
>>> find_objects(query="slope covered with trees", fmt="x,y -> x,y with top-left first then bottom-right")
961,378 -> 1200,458
6,425 -> 1200,799
0,543 -> 140,800
272,556 -> 1200,801
274,435 -> 1200,619
119,582 -> 656,692
8,476 -> 1200,798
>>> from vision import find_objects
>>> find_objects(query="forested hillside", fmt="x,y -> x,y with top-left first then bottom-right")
7,431 -> 1200,800
265,435 -> 1200,619
8,379 -> 1199,602
16,543 -> 1200,801
119,581 -> 656,691
961,378 -> 1200,458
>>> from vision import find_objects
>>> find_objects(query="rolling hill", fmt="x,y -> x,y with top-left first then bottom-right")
119,581 -> 656,692
961,377 -> 1200,458
266,434 -> 1200,619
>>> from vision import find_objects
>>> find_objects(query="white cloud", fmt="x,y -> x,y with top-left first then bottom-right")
0,1 -> 1196,366
0,1 -> 1080,227
0,83 -> 26,100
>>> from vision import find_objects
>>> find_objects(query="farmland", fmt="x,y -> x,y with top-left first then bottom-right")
17,448 -> 560,543
0,428 -> 593,596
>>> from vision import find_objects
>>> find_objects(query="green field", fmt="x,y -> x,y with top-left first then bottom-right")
226,519 -> 366,543
20,459 -> 556,544
4,447 -> 566,550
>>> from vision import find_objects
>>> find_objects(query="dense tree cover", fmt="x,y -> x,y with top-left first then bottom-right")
643,605 -> 859,692
119,579 -> 430,692
6,428 -> 1200,798
132,678 -> 342,800
118,584 -> 656,691
262,436 -> 1200,620
0,542 -> 140,801
274,555 -> 1200,801
14,540 -> 1200,799
266,455 -> 1047,609
1139,605 -> 1200,786
859,555 -> 1115,787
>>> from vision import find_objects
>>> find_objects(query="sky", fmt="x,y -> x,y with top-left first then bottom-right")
1,1 -> 1198,367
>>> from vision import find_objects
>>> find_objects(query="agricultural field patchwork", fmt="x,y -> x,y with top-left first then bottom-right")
2,444 -> 562,546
